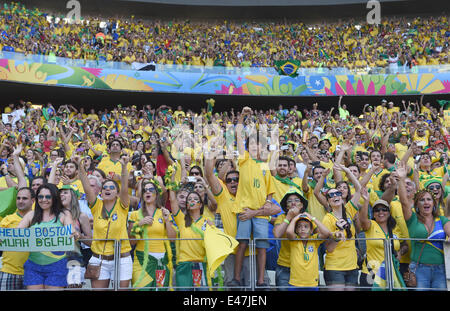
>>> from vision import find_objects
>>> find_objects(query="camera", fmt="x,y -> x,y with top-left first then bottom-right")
187,176 -> 197,183
336,220 -> 350,231
134,170 -> 143,177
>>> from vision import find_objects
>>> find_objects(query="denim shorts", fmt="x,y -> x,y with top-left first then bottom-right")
409,261 -> 447,291
323,269 -> 359,286
235,216 -> 269,249
275,265 -> 291,290
23,258 -> 68,287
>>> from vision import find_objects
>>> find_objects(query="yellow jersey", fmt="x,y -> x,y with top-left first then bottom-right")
173,210 -> 208,263
129,208 -> 174,253
322,201 -> 358,271
362,220 -> 401,275
89,197 -> 132,256
234,151 -> 275,219
289,236 -> 323,287
274,214 -> 291,268
0,212 -> 29,275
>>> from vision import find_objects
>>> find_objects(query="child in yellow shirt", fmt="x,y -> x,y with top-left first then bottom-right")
286,213 -> 333,290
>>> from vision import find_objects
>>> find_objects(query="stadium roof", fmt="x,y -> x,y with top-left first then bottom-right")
120,0 -> 405,6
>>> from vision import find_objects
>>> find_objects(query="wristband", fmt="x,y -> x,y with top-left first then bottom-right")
284,218 -> 290,225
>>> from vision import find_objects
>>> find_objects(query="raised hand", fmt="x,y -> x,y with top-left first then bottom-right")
12,144 -> 23,157
396,161 -> 407,179
119,155 -> 130,167
360,187 -> 369,202
53,157 -> 64,168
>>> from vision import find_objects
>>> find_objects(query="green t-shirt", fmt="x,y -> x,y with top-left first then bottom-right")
338,107 -> 349,120
406,213 -> 449,265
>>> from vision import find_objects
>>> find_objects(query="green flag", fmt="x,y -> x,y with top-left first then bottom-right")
274,59 -> 301,77
437,100 -> 450,110
0,187 -> 18,218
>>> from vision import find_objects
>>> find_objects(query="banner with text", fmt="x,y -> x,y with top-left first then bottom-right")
0,225 -> 74,252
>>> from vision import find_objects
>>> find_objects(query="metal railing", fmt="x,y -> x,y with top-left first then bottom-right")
2,236 -> 449,291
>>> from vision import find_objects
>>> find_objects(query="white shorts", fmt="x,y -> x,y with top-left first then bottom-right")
88,255 -> 132,281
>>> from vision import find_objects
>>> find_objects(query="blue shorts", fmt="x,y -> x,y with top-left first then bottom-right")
23,258 -> 68,287
235,216 -> 269,249
289,285 -> 319,291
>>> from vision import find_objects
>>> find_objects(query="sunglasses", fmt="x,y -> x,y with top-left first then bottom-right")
37,194 -> 52,201
428,185 -> 441,191
226,177 -> 239,183
190,171 -> 201,176
327,191 -> 342,198
373,206 -> 390,213
102,185 -> 116,190
143,187 -> 156,193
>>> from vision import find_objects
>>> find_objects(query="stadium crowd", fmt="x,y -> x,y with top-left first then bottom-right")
0,2 -> 449,70
0,95 -> 450,291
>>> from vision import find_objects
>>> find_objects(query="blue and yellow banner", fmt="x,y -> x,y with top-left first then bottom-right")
0,58 -> 449,97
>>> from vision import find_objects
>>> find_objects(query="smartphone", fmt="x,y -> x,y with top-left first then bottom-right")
310,161 -> 321,166
280,145 -> 289,151
269,144 -> 277,151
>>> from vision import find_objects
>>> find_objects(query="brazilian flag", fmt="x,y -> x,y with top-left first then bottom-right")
274,59 -> 301,77
372,257 -> 406,291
